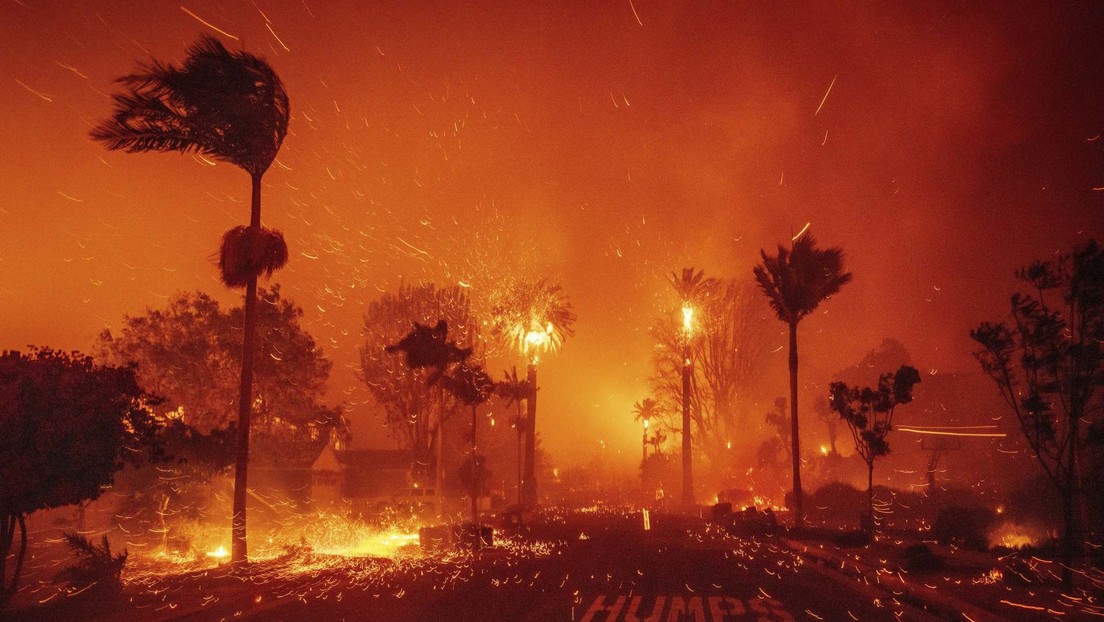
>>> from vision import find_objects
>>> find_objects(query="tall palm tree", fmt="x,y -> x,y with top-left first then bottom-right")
668,268 -> 716,506
496,367 -> 534,507
91,35 -> 290,564
753,233 -> 851,529
490,279 -> 576,506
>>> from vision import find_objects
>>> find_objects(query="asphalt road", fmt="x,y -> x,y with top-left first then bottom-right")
196,509 -> 936,622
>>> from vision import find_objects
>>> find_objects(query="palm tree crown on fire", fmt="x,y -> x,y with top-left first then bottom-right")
753,232 -> 851,529
492,279 -> 577,363
91,35 -> 290,564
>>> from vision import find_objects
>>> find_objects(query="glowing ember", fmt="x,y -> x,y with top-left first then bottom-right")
320,531 -> 420,558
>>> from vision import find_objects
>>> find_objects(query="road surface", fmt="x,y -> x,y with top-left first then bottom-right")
154,508 -> 935,622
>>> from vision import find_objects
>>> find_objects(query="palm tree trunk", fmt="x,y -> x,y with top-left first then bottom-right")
682,343 -> 694,506
523,362 -> 537,506
1061,416 -> 1080,589
436,380 -> 445,505
471,404 -> 480,549
789,320 -> 803,529
1,513 -> 14,609
231,174 -> 263,565
516,400 -> 523,507
0,513 -> 27,610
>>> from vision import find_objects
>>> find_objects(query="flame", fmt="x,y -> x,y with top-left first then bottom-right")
205,545 -> 229,560
988,521 -> 1041,549
681,304 -> 694,335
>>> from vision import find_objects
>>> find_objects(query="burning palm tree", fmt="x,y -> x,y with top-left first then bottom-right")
668,268 -> 716,506
91,35 -> 290,564
491,280 -> 576,506
753,233 -> 851,529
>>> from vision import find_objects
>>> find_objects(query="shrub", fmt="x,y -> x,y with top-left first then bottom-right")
932,506 -> 996,551
55,533 -> 127,596
902,543 -> 944,572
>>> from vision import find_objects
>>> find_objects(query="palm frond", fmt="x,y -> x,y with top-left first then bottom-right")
754,233 -> 851,323
91,35 -> 289,177
217,226 -> 289,288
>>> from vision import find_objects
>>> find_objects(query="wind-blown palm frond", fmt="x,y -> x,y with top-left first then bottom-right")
753,234 -> 852,324
90,35 -> 289,178
669,268 -> 717,303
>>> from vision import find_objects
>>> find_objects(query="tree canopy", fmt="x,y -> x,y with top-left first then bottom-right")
829,365 -> 921,532
97,286 -> 342,462
361,283 -> 481,460
0,348 -> 161,608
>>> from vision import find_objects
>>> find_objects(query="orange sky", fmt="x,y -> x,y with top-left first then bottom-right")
1,1 -> 1102,467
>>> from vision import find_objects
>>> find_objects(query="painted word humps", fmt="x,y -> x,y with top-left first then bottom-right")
579,595 -> 795,622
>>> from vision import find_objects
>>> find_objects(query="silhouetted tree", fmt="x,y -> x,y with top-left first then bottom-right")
0,348 -> 161,609
99,288 -> 341,538
764,397 -> 791,462
97,287 -> 342,448
92,35 -> 290,564
971,239 -> 1104,587
362,284 -> 480,490
829,365 -> 921,533
754,233 -> 852,528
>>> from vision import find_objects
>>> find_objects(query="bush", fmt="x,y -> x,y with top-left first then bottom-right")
932,506 -> 996,551
55,533 -> 127,596
902,543 -> 944,572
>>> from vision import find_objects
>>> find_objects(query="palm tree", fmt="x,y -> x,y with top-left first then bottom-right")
496,367 -> 534,507
668,268 -> 716,506
91,35 -> 290,564
753,233 -> 852,529
631,398 -> 659,425
490,280 -> 576,506
442,362 -> 494,548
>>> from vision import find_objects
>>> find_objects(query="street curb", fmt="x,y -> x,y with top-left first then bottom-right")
781,538 -> 1014,622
